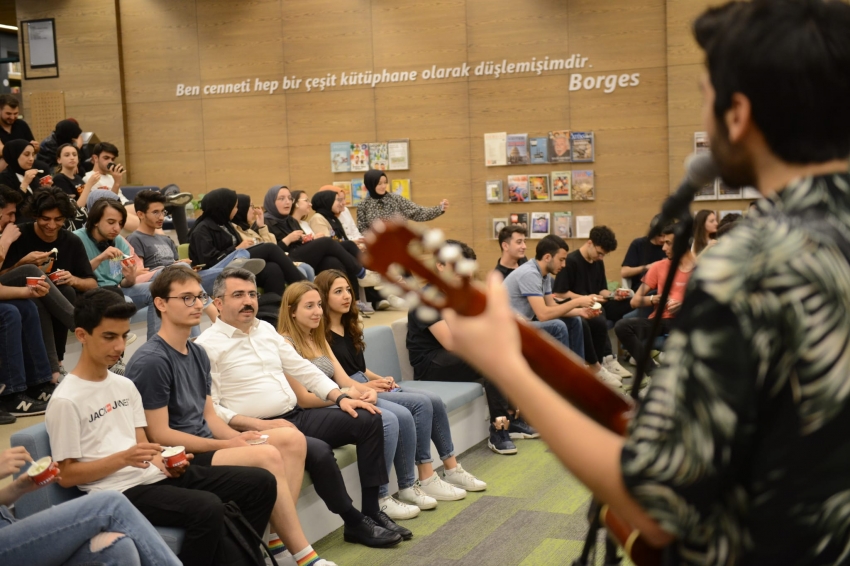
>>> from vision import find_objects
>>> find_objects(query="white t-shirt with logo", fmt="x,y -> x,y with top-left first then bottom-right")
45,372 -> 165,493
82,170 -> 128,204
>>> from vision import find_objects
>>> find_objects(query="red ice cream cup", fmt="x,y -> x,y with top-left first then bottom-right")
26,276 -> 43,287
28,456 -> 60,486
162,446 -> 188,469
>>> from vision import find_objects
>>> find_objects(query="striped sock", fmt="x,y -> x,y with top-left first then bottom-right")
267,533 -> 286,556
294,545 -> 320,566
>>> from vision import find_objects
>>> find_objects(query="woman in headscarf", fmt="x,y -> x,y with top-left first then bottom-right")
262,185 -> 380,296
355,169 -> 449,234
188,188 -> 305,295
37,119 -> 83,170
0,140 -> 53,222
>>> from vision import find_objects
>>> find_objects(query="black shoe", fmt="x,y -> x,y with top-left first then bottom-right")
343,516 -> 403,547
0,408 -> 16,425
488,424 -> 517,455
0,393 -> 48,416
508,416 -> 540,439
27,382 -> 57,404
373,511 -> 413,540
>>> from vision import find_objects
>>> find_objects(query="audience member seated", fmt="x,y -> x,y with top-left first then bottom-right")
1,188 -> 97,375
495,224 -> 528,279
123,266 -> 337,564
333,188 -> 367,249
52,143 -> 99,230
0,95 -> 38,149
692,209 -> 717,256
552,226 -> 633,380
45,288 -> 279,566
0,447 -> 181,565
73,199 -> 158,341
614,225 -> 695,372
262,185 -> 380,294
407,239 -> 538,456
715,212 -> 742,238
620,214 -> 667,294
0,140 -> 52,222
317,270 -> 486,520
188,188 -> 306,297
81,142 -> 139,232
290,189 -> 321,238
195,267 -> 404,549
38,119 -> 83,173
356,169 -> 448,235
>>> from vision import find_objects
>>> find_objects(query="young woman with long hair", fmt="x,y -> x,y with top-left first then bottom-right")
692,209 -> 718,255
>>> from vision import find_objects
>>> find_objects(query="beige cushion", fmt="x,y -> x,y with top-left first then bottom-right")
391,317 -> 415,382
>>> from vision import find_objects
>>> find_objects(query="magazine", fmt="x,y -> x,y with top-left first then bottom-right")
717,179 -> 743,200
528,174 -> 549,201
694,178 -> 717,201
548,130 -> 571,163
391,179 -> 411,200
350,143 -> 370,172
570,131 -> 595,163
575,215 -> 594,239
332,181 -> 353,206
508,175 -> 529,202
369,143 -> 389,171
551,171 -> 572,201
506,133 -> 529,165
694,132 -> 710,155
572,170 -> 595,200
486,180 -> 503,203
492,218 -> 508,239
509,212 -> 528,230
529,137 -> 548,164
484,132 -> 507,167
351,179 -> 366,206
330,142 -> 351,172
553,211 -> 573,239
387,139 -> 410,170
530,212 -> 551,239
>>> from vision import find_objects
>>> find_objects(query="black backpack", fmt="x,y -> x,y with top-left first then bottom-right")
214,501 -> 273,566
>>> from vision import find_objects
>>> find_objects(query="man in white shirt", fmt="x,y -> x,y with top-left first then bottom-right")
45,287 -> 277,566
195,268 -> 408,547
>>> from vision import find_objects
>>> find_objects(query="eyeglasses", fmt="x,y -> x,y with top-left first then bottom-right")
148,210 -> 167,217
165,292 -> 209,307
225,291 -> 259,300
276,196 -> 292,202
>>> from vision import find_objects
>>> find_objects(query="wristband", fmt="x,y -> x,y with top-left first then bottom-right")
334,393 -> 352,407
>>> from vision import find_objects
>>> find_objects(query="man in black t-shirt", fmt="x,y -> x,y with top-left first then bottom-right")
494,224 -> 528,279
621,215 -> 668,294
0,95 -> 38,149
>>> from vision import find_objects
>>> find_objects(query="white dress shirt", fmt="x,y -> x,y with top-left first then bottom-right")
338,207 -> 364,240
195,317 -> 339,423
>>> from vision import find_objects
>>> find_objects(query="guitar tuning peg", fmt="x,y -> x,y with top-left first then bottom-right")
403,291 -> 421,309
437,244 -> 462,264
422,286 -> 444,305
422,229 -> 446,252
415,305 -> 440,323
454,258 -> 478,277
379,284 -> 403,298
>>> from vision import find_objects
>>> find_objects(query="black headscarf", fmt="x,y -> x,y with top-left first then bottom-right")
197,188 -> 238,226
3,139 -> 34,176
364,169 -> 387,200
233,194 -> 253,231
55,120 -> 83,146
311,190 -> 347,240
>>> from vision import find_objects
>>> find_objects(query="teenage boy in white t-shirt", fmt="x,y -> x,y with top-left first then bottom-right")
45,288 -> 277,566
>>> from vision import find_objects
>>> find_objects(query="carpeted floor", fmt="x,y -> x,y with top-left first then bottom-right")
314,438 -> 631,566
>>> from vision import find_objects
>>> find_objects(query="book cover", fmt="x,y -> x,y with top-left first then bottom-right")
509,212 -> 528,230
330,141 -> 351,172
575,215 -> 594,239
694,178 -> 718,201
694,132 -> 710,155
507,175 -> 529,202
391,179 -> 411,200
387,139 -> 410,170
717,179 -> 743,200
529,137 -> 549,164
551,171 -> 572,201
553,211 -> 573,239
351,179 -> 366,206
530,212 -> 551,239
350,143 -> 370,172
572,170 -> 595,200
486,180 -> 503,203
369,143 -> 389,171
332,181 -> 353,206
484,132 -> 507,167
492,218 -> 508,239
570,131 -> 595,163
506,133 -> 529,165
528,174 -> 550,201
548,130 -> 571,163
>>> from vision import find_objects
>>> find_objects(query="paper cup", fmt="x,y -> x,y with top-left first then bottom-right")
48,271 -> 64,282
247,435 -> 269,445
26,276 -> 42,288
615,288 -> 631,299
591,302 -> 602,310
161,446 -> 188,468
28,456 -> 59,486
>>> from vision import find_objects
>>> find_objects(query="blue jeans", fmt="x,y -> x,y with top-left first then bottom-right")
296,262 -> 315,281
0,300 -> 52,395
0,490 -> 181,566
121,283 -> 159,340
533,318 -> 584,358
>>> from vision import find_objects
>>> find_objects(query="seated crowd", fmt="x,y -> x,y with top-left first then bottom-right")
0,108 -> 746,565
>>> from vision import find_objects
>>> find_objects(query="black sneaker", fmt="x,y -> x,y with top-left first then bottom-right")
0,393 -> 48,416
27,382 -> 57,404
343,516 -> 402,547
509,416 -> 541,439
0,408 -> 16,425
487,424 -> 518,455
373,511 -> 413,540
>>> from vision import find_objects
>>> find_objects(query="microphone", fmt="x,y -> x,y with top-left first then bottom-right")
649,152 -> 719,238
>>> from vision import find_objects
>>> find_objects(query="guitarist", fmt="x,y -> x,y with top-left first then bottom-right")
443,1 -> 850,564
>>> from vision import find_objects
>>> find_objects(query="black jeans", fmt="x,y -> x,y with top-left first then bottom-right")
581,316 -> 612,366
123,464 -> 276,566
248,243 -> 306,295
415,349 -> 513,421
603,298 -> 633,324
288,238 -> 363,295
614,317 -> 674,369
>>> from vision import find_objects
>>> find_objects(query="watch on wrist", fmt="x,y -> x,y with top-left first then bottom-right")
334,393 -> 352,407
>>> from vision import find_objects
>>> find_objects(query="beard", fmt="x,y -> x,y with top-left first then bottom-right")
710,118 -> 758,188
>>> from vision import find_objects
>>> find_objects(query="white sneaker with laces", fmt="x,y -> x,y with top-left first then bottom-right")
379,495 -> 420,520
397,484 -> 438,510
387,295 -> 408,309
603,355 -> 632,378
359,270 -> 382,287
417,473 -> 467,501
443,464 -> 486,492
596,366 -> 623,388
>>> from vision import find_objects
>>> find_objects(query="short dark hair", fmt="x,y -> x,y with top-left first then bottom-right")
498,224 -> 527,249
589,226 -> 617,252
86,199 -> 127,232
92,142 -> 119,157
437,239 -> 476,264
694,0 -> 850,163
149,265 -> 203,318
535,235 -> 569,260
25,187 -> 76,220
75,288 -> 137,334
0,94 -> 19,110
134,189 -> 166,213
212,267 -> 256,299
661,223 -> 678,237
0,184 -> 23,208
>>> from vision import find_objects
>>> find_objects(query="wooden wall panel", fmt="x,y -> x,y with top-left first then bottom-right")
202,95 -> 288,151
465,0 -> 567,65
374,82 -> 470,141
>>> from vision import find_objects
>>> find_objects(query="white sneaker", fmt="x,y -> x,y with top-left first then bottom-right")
603,355 -> 632,378
417,473 -> 467,501
443,463 -> 486,492
397,484 -> 438,510
379,495 -> 420,520
376,299 -> 391,311
359,270 -> 382,287
628,356 -> 660,368
387,295 -> 407,310
126,333 -> 138,346
596,366 -> 623,388
270,550 -> 296,566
